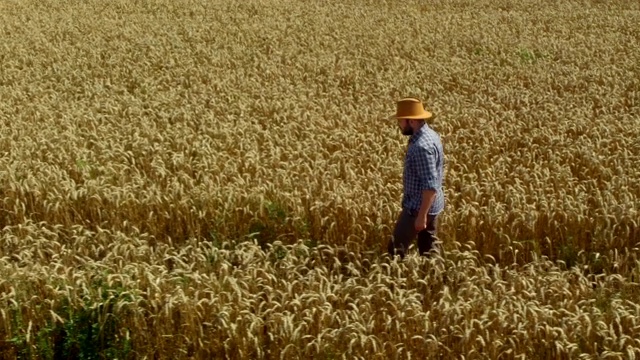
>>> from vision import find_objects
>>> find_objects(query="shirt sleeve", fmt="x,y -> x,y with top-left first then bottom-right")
411,145 -> 439,191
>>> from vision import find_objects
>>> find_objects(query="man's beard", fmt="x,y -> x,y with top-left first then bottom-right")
402,127 -> 414,136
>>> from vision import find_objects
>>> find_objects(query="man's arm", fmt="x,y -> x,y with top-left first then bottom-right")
415,189 -> 436,231
412,144 -> 439,231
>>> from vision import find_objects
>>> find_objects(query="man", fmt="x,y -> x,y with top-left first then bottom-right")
387,98 -> 445,258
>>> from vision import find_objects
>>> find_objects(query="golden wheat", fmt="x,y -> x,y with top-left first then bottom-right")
2,222 -> 640,358
1,0 -> 639,358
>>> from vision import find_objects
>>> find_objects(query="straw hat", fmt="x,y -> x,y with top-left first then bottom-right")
390,98 -> 433,120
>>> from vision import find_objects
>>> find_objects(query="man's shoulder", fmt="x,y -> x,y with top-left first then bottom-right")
416,127 -> 441,145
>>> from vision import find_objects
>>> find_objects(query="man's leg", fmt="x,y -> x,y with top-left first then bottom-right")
388,210 -> 417,259
417,214 -> 438,256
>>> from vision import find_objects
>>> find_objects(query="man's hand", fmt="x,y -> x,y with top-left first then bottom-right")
414,214 -> 428,232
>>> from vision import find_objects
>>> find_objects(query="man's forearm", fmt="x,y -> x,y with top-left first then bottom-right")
418,189 -> 436,219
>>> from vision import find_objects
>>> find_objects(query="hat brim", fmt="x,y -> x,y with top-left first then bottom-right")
389,111 -> 433,120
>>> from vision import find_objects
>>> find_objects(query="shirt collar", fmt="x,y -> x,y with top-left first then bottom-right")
408,124 -> 428,144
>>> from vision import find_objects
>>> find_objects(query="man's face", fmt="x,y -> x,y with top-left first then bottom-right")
398,119 -> 413,136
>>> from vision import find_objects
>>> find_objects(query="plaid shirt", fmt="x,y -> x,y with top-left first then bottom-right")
402,124 -> 445,215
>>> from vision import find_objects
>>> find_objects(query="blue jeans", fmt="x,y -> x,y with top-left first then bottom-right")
388,209 -> 438,258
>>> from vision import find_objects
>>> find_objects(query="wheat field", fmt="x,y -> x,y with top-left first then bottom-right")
1,0 -> 639,358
